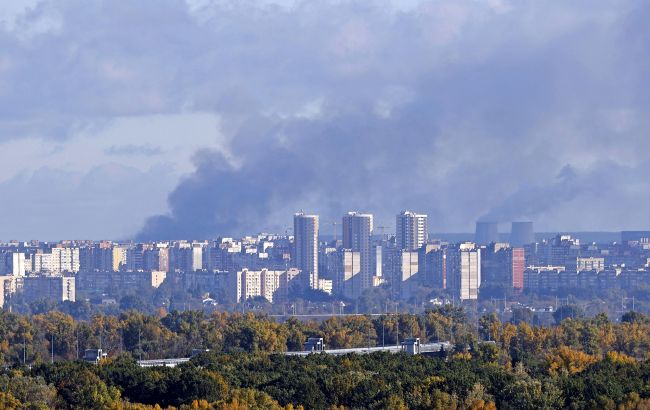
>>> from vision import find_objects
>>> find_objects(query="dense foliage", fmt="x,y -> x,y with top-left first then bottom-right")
0,305 -> 478,363
1,308 -> 650,408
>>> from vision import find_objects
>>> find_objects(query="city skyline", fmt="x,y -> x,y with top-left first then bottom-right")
1,219 -> 648,309
1,2 -> 650,407
1,219 -> 648,242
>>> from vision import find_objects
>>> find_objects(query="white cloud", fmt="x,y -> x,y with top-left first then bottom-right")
0,112 -> 225,181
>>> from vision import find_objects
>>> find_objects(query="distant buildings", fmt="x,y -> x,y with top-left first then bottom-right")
622,231 -> 650,244
396,211 -> 427,251
421,244 -> 446,290
51,247 -> 80,274
480,244 -> 524,291
0,276 -> 18,308
575,257 -> 605,273
11,253 -> 25,276
0,215 -> 648,308
77,270 -> 166,294
23,276 -> 75,304
511,248 -> 525,290
229,268 -> 300,303
112,245 -> 128,271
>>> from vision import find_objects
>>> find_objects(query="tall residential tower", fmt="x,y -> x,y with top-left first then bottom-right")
396,211 -> 428,251
293,212 -> 319,288
341,212 -> 373,298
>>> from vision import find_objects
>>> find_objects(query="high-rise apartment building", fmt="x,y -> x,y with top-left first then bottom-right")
126,245 -> 146,271
94,242 -> 114,271
112,245 -> 128,271
78,246 -> 94,272
157,245 -> 170,272
421,244 -> 446,289
77,270 -> 167,294
511,248 -> 525,290
23,276 -> 75,303
11,253 -> 25,276
192,243 -> 204,271
482,244 -> 525,291
396,211 -> 427,251
342,212 -> 373,294
0,276 -> 18,308
338,250 -> 362,299
51,247 -> 80,274
395,250 -> 419,300
169,242 -> 204,272
293,212 -> 319,288
33,252 -> 53,273
448,243 -> 481,300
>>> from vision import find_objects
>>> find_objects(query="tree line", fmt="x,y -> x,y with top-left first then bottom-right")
0,307 -> 650,407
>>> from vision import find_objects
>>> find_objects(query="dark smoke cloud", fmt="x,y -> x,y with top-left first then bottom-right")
479,165 -> 583,223
1,1 -> 649,238
136,0 -> 650,239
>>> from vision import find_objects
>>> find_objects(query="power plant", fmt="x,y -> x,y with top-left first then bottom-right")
475,221 -> 499,245
510,221 -> 534,246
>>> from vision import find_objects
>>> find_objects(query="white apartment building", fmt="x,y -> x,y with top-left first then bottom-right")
12,253 -> 25,276
192,243 -> 204,271
230,268 -> 301,303
51,247 -> 80,274
396,211 -> 428,251
395,250 -> 419,300
339,250 -> 362,299
33,253 -> 54,273
448,243 -> 481,300
575,257 -> 606,273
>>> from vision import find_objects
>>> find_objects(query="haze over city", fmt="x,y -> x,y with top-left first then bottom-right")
5,2 -> 650,409
0,0 -> 648,240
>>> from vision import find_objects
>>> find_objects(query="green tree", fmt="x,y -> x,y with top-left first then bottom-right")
621,311 -> 649,324
553,305 -> 584,324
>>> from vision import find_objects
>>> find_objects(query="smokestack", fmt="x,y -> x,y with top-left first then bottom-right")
511,221 -> 534,246
475,221 -> 499,245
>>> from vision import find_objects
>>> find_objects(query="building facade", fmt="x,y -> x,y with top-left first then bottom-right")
23,276 -> 75,303
294,213 -> 319,288
341,212 -> 373,296
448,243 -> 481,300
396,211 -> 427,251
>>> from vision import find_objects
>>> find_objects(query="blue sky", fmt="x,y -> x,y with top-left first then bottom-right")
0,0 -> 648,240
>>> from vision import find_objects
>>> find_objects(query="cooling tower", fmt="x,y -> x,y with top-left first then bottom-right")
510,221 -> 534,246
475,221 -> 499,245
